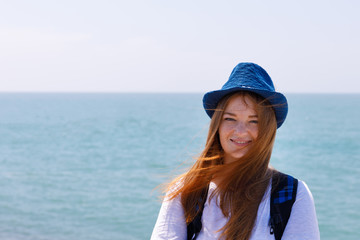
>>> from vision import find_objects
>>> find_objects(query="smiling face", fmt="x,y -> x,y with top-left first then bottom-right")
219,94 -> 259,164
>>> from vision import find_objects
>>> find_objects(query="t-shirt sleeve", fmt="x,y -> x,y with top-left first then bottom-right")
150,193 -> 187,240
281,180 -> 320,240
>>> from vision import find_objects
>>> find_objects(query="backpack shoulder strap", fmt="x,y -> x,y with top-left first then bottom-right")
187,186 -> 209,240
269,171 -> 298,240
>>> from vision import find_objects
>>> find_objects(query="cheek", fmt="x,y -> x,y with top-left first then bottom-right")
219,123 -> 231,138
249,126 -> 259,139
218,124 -> 228,145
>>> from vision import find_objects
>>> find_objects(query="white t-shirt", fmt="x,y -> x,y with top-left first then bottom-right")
151,180 -> 320,240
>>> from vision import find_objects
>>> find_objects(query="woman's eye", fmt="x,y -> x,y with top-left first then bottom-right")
249,120 -> 258,124
224,118 -> 235,121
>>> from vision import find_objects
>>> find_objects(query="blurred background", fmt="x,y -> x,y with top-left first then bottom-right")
0,1 -> 359,239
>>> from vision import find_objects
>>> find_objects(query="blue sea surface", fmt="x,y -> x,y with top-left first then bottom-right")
0,93 -> 359,240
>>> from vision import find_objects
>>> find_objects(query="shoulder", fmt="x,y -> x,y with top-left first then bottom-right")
151,191 -> 187,240
271,172 -> 313,201
282,179 -> 320,240
292,180 -> 318,221
296,180 -> 314,202
272,172 -> 315,212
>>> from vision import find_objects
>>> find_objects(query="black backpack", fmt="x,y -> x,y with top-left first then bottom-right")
187,172 -> 298,240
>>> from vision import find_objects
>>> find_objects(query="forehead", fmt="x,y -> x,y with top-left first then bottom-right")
224,95 -> 257,114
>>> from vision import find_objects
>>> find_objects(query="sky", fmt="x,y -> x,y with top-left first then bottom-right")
1,0 -> 359,93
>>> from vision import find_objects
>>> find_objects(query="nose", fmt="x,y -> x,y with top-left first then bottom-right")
233,122 -> 248,135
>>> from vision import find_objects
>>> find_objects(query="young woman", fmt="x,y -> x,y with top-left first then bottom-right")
151,63 -> 320,240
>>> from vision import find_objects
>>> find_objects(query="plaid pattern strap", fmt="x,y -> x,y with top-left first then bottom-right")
273,175 -> 295,204
269,172 -> 298,240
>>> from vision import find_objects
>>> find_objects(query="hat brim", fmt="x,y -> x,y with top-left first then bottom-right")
203,87 -> 288,128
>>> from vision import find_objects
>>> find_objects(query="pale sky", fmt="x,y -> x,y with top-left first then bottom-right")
1,0 -> 359,93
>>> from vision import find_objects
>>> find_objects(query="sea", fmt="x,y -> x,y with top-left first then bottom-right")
0,93 -> 359,240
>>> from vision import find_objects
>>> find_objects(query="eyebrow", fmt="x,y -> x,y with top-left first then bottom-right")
223,112 -> 258,118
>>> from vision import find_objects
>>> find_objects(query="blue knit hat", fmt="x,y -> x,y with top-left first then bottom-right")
203,62 -> 288,128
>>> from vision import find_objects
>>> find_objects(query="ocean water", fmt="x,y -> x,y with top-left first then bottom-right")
0,93 -> 359,240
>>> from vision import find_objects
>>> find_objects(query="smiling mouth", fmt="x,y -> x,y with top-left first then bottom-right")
231,139 -> 252,146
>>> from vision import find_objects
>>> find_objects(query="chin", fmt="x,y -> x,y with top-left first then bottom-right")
225,153 -> 246,164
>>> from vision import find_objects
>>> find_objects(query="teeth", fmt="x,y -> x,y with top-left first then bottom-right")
234,141 -> 247,144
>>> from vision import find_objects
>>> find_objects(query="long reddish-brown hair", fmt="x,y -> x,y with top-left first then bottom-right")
166,91 -> 278,240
